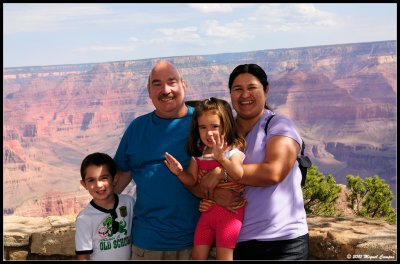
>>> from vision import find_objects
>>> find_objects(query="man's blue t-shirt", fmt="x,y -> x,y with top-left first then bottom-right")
114,105 -> 200,250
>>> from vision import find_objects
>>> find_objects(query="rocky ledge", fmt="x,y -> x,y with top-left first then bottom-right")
3,215 -> 397,260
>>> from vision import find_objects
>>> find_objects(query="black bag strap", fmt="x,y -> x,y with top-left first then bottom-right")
264,113 -> 305,155
300,141 -> 305,156
264,113 -> 309,186
264,113 -> 276,137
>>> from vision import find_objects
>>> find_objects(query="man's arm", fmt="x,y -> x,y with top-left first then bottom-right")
114,171 -> 132,194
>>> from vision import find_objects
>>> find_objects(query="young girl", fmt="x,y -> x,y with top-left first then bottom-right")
164,97 -> 246,260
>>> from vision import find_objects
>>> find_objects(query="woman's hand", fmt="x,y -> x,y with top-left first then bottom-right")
197,169 -> 206,184
213,188 -> 243,213
199,166 -> 224,198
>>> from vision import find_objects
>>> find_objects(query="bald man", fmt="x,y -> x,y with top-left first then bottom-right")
113,60 -> 199,260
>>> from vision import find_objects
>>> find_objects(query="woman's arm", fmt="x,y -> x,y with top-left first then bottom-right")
188,167 -> 241,212
196,167 -> 242,212
188,167 -> 243,206
239,135 -> 300,186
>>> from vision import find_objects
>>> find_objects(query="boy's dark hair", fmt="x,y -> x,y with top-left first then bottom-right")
80,152 -> 117,181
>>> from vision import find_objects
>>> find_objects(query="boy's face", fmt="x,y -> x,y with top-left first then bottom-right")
81,165 -> 115,202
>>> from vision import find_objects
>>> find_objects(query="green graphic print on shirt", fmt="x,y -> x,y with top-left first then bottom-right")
98,206 -> 131,252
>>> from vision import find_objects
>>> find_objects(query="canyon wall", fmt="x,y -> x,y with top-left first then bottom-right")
3,40 -> 397,216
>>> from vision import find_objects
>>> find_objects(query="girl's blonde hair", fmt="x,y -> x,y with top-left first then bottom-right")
186,97 -> 246,157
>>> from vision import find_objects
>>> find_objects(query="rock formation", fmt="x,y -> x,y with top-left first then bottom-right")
3,40 -> 396,217
3,215 -> 396,260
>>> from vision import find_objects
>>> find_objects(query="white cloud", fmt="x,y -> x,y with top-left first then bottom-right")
293,4 -> 336,26
147,19 -> 252,47
4,3 -> 395,67
77,44 -> 134,52
128,37 -> 139,42
4,3 -> 111,34
186,4 -> 235,13
253,4 -> 337,32
150,27 -> 201,43
157,26 -> 198,36
202,20 -> 251,40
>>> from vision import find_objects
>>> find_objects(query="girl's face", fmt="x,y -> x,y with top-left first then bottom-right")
230,73 -> 267,120
197,112 -> 223,149
81,165 -> 115,205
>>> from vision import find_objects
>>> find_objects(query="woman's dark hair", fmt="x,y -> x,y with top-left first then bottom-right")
186,97 -> 246,157
228,63 -> 271,110
80,152 -> 117,181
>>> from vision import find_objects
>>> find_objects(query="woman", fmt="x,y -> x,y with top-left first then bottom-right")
201,64 -> 309,260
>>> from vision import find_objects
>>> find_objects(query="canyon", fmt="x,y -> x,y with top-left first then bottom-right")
3,40 -> 397,217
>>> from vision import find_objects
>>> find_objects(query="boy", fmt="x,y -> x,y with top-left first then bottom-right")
75,152 -> 135,260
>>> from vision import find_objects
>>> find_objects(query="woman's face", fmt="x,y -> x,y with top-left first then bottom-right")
230,73 -> 267,120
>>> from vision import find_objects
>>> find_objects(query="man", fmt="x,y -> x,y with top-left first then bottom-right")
113,60 -> 200,260
114,60 -> 238,260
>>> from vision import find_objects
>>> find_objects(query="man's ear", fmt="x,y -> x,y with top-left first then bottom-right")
181,79 -> 187,92
147,84 -> 151,96
80,180 -> 87,190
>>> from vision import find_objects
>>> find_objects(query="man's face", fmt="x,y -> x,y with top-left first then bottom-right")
148,62 -> 186,118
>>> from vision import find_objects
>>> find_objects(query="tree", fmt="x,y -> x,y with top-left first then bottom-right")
302,165 -> 341,216
346,175 -> 396,224
345,175 -> 366,215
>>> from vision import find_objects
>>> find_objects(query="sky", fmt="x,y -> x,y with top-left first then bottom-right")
3,3 -> 397,68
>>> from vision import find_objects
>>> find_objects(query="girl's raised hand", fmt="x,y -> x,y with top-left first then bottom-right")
211,133 -> 227,161
164,152 -> 183,176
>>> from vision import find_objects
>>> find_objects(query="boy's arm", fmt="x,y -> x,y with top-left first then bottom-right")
75,218 -> 93,261
114,171 -> 132,194
77,254 -> 90,260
